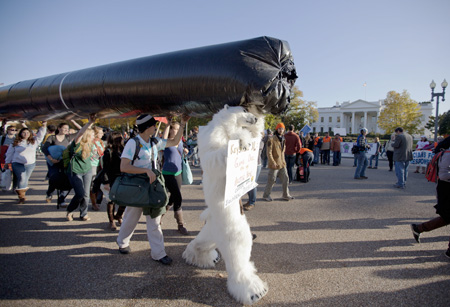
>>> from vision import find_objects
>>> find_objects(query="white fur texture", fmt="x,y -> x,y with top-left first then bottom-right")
182,106 -> 267,305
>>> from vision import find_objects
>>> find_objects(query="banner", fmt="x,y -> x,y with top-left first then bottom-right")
340,142 -> 378,158
224,138 -> 260,208
411,150 -> 434,167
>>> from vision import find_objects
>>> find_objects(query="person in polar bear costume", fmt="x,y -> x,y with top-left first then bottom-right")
182,105 -> 267,305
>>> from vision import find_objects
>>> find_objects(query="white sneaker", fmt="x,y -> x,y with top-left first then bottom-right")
59,202 -> 68,208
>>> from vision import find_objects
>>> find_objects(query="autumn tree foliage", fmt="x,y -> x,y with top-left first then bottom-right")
377,90 -> 422,134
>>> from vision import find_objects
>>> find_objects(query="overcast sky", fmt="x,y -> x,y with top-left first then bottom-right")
1,0 -> 449,113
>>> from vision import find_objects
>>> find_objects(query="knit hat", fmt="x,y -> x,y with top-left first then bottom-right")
136,114 -> 158,132
276,123 -> 285,130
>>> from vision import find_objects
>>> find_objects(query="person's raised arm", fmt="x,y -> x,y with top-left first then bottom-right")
166,115 -> 190,147
74,114 -> 96,144
70,119 -> 82,130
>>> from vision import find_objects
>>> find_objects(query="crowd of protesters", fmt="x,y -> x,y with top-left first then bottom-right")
1,116 -> 449,259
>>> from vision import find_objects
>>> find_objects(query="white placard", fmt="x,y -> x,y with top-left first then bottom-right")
224,138 -> 260,208
411,150 -> 434,167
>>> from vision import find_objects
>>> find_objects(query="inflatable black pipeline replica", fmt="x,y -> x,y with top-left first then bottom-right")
0,36 -> 297,120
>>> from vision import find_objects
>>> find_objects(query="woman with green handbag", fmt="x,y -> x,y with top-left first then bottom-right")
116,113 -> 190,265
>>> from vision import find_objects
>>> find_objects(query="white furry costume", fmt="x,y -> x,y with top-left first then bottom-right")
183,105 -> 267,305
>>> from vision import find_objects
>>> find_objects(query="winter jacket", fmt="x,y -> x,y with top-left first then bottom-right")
266,134 -> 286,170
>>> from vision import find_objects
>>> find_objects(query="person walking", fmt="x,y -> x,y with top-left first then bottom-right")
392,127 -> 413,189
42,120 -> 81,208
262,123 -> 294,201
5,122 -> 47,203
411,137 -> 450,258
354,128 -> 370,180
98,131 -> 126,230
116,113 -> 190,265
89,126 -> 105,211
66,115 -> 96,221
284,124 -> 302,184
161,120 -> 190,235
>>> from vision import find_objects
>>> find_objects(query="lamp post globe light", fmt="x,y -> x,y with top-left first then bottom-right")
430,79 -> 448,143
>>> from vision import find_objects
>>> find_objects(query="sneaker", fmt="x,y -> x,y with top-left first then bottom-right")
282,196 -> 295,201
410,224 -> 421,243
368,166 -> 372,169
393,184 -> 405,189
46,195 -> 52,203
59,202 -> 68,208
354,177 -> 363,180
445,249 -> 450,259
263,196 -> 273,202
119,246 -> 131,254
361,176 -> 368,179
243,204 -> 255,211
156,255 -> 173,265
80,215 -> 91,221
66,212 -> 73,221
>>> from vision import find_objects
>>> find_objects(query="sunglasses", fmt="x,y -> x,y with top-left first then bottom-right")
8,129 -> 17,132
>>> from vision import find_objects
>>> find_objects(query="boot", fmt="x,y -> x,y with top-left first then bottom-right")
90,192 -> 100,211
418,217 -> 448,233
174,209 -> 189,235
114,206 -> 125,226
107,202 -> 117,231
16,188 -> 27,204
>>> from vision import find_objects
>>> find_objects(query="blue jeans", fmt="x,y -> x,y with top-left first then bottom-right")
12,162 -> 35,190
354,152 -> 368,178
369,155 -> 379,167
285,154 -> 296,183
313,147 -> 320,163
247,165 -> 262,205
394,161 -> 410,187
332,151 -> 341,166
67,169 -> 93,218
302,152 -> 314,181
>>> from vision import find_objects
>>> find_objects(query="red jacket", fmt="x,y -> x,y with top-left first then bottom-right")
284,131 -> 302,155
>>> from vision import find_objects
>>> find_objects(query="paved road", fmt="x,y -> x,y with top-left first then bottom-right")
1,156 -> 449,306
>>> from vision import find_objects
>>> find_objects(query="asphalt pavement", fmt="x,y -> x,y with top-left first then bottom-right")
1,156 -> 449,306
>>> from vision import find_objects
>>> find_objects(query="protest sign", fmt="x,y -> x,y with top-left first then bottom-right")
224,138 -> 260,208
411,150 -> 434,167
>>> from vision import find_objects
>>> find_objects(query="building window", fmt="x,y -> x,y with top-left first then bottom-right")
328,127 -> 332,133
329,117 -> 332,122
313,127 -> 316,133
372,116 -> 376,122
337,116 -> 340,123
321,117 -> 324,123
320,127 -> 324,133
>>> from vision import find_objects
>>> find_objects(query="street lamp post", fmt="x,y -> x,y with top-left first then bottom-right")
430,79 -> 448,142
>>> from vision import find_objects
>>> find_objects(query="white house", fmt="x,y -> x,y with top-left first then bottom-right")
310,99 -> 433,136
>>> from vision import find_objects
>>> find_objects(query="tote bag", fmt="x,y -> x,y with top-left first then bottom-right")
182,157 -> 193,185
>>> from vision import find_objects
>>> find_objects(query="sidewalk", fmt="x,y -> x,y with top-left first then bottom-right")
1,156 -> 449,306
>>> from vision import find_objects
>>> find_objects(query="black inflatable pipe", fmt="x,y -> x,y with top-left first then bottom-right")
0,36 -> 297,120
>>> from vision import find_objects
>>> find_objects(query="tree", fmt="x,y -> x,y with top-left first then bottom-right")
438,111 -> 450,136
265,86 -> 318,130
377,90 -> 422,134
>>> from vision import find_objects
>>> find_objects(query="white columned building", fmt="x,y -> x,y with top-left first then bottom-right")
310,99 -> 433,137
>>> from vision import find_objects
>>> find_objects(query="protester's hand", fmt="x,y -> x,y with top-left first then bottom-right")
181,114 -> 191,124
88,114 -> 97,123
41,121 -> 47,126
146,169 -> 156,184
